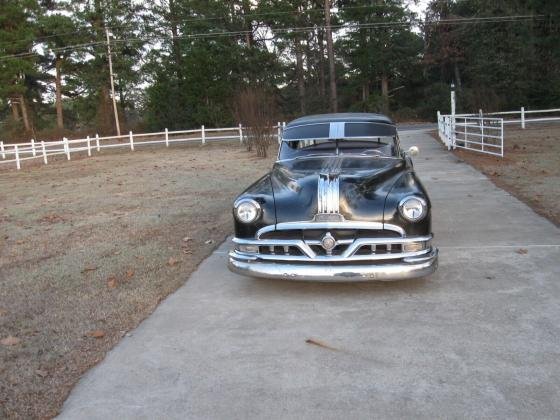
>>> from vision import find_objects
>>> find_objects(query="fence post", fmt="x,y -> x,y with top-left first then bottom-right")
64,137 -> 70,160
480,118 -> 485,152
129,131 -> 134,151
0,141 -> 4,159
521,106 -> 525,129
15,145 -> 20,170
95,134 -> 100,152
165,128 -> 169,147
500,118 -> 504,157
238,123 -> 243,144
31,138 -> 36,157
277,121 -> 281,144
464,116 -> 467,146
41,141 -> 47,164
87,135 -> 92,156
201,125 -> 206,145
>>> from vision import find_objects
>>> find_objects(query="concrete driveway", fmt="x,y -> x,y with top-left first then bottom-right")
59,132 -> 560,419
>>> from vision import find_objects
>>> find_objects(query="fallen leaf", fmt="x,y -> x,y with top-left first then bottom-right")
305,338 -> 338,351
167,257 -> 179,266
107,275 -> 117,289
81,265 -> 98,273
516,248 -> 528,255
182,249 -> 192,254
39,214 -> 64,224
86,330 -> 105,339
126,270 -> 135,278
1,336 -> 21,346
0,308 -> 7,317
182,237 -> 191,242
36,369 -> 48,378
205,239 -> 214,245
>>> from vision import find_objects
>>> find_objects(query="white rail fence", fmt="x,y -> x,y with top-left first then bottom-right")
454,107 -> 560,128
437,106 -> 560,157
0,123 -> 286,171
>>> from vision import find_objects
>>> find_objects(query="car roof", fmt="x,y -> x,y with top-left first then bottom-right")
286,113 -> 394,127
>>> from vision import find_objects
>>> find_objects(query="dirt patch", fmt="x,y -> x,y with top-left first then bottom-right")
441,124 -> 560,226
0,142 -> 274,418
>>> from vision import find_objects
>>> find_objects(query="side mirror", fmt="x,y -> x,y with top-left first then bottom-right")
407,146 -> 419,157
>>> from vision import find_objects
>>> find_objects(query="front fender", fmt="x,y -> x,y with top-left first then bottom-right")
233,174 -> 276,238
383,171 -> 432,237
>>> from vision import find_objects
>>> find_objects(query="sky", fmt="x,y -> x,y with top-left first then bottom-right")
408,0 -> 430,18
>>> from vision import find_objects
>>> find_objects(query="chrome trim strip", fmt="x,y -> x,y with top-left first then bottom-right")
256,221 -> 405,238
317,174 -> 340,214
231,249 -> 430,263
329,122 -> 345,138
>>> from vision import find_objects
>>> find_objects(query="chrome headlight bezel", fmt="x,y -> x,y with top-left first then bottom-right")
234,198 -> 262,224
398,196 -> 427,222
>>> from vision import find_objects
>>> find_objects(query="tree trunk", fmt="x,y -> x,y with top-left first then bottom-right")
295,35 -> 306,114
55,55 -> 64,129
324,0 -> 337,112
168,0 -> 182,78
11,98 -> 20,120
242,0 -> 254,47
362,82 -> 369,102
381,74 -> 389,113
19,94 -> 31,131
318,28 -> 326,100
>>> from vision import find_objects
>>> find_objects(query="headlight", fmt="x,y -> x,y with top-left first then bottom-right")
234,198 -> 261,223
398,196 -> 427,222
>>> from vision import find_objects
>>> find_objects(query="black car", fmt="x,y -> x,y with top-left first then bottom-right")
228,113 -> 438,281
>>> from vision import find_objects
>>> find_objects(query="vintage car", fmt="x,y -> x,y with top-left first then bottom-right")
228,113 -> 438,281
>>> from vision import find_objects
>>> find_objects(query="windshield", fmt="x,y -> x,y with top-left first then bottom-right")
278,137 -> 399,160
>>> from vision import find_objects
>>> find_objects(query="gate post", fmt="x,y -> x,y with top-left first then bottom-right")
521,107 -> 525,129
450,83 -> 456,149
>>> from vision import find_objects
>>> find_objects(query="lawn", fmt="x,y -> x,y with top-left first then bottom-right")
0,142 -> 274,418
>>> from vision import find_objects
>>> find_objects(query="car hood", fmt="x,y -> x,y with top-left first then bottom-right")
270,155 -> 406,223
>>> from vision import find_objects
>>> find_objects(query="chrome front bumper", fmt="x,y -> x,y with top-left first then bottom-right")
228,246 -> 438,282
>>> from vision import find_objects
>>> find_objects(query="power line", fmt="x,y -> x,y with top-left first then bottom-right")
0,3 -> 518,48
0,14 -> 545,61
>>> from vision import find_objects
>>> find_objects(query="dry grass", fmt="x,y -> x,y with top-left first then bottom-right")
0,143 -> 274,418
450,124 -> 560,226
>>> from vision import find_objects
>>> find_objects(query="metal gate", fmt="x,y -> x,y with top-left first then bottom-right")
438,115 -> 504,157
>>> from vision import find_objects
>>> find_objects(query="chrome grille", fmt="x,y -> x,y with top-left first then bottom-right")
234,224 -> 432,262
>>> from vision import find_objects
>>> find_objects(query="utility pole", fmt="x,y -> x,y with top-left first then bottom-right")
105,27 -> 121,136
324,0 -> 337,113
